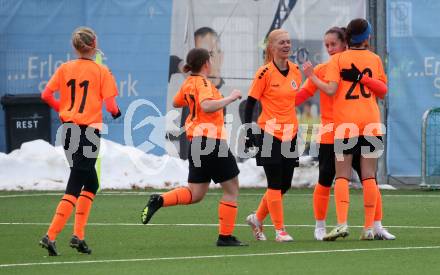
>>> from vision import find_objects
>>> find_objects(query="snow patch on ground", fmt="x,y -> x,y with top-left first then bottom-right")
0,139 -> 392,191
0,139 -> 318,190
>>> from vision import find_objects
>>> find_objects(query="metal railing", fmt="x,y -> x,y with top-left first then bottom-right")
420,107 -> 440,189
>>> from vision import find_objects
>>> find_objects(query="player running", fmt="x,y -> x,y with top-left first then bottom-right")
141,48 -> 246,247
39,26 -> 121,256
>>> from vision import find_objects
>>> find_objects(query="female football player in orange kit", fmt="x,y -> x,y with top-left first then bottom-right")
39,27 -> 121,256
244,29 -> 302,242
298,26 -> 395,241
303,19 -> 394,241
141,48 -> 246,247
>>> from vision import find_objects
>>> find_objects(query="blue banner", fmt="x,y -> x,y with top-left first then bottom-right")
0,0 -> 172,154
387,0 -> 440,176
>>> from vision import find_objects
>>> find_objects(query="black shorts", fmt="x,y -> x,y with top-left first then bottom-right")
62,123 -> 100,171
318,143 -> 362,187
334,135 -> 383,156
255,132 -> 299,167
188,136 -> 240,184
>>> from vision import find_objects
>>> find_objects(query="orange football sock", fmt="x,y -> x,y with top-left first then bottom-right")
161,187 -> 192,207
218,201 -> 237,236
255,193 -> 269,222
313,183 -> 331,221
266,188 -> 284,230
374,185 -> 383,221
362,178 -> 378,229
47,194 -> 77,241
334,178 -> 350,225
73,191 -> 95,240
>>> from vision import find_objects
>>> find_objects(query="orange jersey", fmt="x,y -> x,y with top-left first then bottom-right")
248,60 -> 302,141
325,49 -> 386,139
46,59 -> 118,127
301,62 -> 334,144
174,75 -> 226,140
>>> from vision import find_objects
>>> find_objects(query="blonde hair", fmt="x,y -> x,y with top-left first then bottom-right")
264,29 -> 289,64
71,27 -> 96,54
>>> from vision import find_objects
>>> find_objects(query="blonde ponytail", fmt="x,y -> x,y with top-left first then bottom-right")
72,27 -> 97,54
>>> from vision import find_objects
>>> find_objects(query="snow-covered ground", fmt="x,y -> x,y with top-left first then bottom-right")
0,139 -> 395,191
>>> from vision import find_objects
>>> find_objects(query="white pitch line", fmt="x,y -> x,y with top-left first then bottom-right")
1,222 -> 440,229
1,192 -> 440,198
0,193 -> 60,198
0,192 -> 270,198
101,192 -> 440,198
1,246 -> 440,268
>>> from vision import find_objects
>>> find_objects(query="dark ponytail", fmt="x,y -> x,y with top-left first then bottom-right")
325,26 -> 347,43
182,64 -> 192,73
346,18 -> 370,47
182,48 -> 210,73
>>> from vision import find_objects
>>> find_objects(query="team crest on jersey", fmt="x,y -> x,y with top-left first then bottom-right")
291,80 -> 298,90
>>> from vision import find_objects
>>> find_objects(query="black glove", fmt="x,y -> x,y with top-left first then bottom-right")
244,127 -> 256,151
340,63 -> 362,82
111,109 -> 121,119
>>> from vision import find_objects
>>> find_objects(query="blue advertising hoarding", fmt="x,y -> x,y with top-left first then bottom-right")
387,0 -> 440,177
0,0 -> 172,154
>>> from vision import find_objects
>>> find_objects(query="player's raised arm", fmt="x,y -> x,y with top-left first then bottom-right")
303,61 -> 338,96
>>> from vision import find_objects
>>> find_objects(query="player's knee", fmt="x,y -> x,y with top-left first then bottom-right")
191,193 -> 205,203
222,191 -> 238,202
223,189 -> 238,200
190,188 -> 206,203
360,168 -> 376,180
221,178 -> 239,197
361,174 -> 376,182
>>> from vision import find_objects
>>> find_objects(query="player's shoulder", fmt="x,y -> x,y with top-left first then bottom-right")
314,62 -> 327,72
97,63 -> 118,81
255,63 -> 272,79
368,51 -> 383,63
68,59 -> 111,73
194,75 -> 212,89
352,49 -> 381,60
287,60 -> 301,79
328,52 -> 343,62
94,62 -> 112,73
326,52 -> 348,69
56,60 -> 74,70
287,60 -> 300,71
